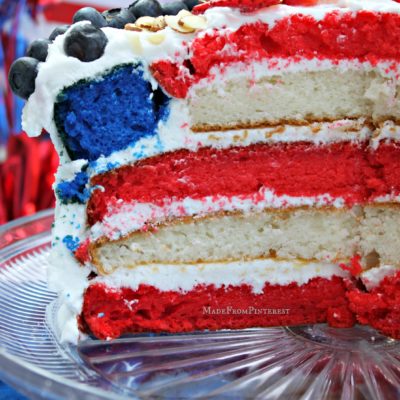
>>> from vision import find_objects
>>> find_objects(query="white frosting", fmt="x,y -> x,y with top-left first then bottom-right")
371,120 -> 400,148
203,1 -> 400,32
94,258 -> 349,294
91,189 -> 345,241
371,194 -> 400,203
55,159 -> 88,182
361,265 -> 400,290
48,201 -> 91,343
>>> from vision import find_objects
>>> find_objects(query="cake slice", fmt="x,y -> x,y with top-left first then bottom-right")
9,0 -> 400,341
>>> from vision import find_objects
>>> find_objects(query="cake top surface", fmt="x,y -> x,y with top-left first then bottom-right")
18,0 -> 400,136
6,0 -> 400,169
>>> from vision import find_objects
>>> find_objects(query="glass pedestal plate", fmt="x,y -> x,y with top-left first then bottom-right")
0,209 -> 399,399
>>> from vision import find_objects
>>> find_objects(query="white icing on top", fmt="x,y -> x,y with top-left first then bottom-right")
203,1 -> 400,32
22,21 -> 193,157
21,1 -> 400,162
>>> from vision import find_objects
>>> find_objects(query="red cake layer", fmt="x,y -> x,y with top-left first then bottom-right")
348,271 -> 400,339
151,12 -> 400,97
87,141 -> 400,226
368,141 -> 400,195
80,276 -> 355,340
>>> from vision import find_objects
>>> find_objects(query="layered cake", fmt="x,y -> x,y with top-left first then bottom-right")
9,0 -> 400,341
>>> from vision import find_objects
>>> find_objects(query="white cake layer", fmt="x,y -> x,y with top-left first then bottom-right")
91,205 -> 400,274
92,208 -> 359,274
189,67 -> 400,130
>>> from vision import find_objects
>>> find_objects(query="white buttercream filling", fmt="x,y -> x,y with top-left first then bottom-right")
94,258 -> 349,294
361,265 -> 400,290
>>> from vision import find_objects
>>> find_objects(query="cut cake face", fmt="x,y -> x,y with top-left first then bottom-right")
8,0 -> 400,341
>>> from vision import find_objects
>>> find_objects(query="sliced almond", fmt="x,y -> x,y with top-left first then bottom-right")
165,15 -> 195,33
135,16 -> 163,32
180,14 -> 207,30
125,23 -> 143,32
146,31 -> 166,45
155,16 -> 167,30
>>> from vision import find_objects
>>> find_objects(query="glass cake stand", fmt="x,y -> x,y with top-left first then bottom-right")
1,209 -> 400,399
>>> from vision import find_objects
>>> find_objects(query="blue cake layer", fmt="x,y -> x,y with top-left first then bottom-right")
54,64 -> 170,161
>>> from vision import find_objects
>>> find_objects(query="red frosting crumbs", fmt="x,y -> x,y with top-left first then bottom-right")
75,239 -> 91,264
347,271 -> 400,339
81,276 -> 354,339
339,255 -> 363,277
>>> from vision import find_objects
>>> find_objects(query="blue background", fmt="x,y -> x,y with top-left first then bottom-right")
0,380 -> 27,399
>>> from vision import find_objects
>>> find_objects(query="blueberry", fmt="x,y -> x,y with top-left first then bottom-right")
26,38 -> 51,62
73,7 -> 106,28
64,24 -> 108,62
162,0 -> 188,15
102,8 -> 121,20
129,0 -> 162,18
8,57 -> 39,99
103,8 -> 136,29
183,0 -> 200,10
49,25 -> 70,41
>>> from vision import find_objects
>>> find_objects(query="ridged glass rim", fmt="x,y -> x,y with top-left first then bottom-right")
0,209 -> 128,400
